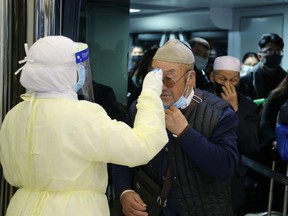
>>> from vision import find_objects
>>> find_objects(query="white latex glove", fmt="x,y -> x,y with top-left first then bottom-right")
142,69 -> 163,96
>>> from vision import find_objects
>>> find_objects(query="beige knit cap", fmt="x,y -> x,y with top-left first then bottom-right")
153,39 -> 195,64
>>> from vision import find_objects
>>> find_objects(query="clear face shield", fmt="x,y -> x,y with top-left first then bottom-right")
74,43 -> 95,102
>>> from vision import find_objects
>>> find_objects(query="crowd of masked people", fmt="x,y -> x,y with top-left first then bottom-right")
109,32 -> 288,216
1,33 -> 287,216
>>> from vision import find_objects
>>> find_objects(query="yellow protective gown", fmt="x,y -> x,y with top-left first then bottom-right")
0,88 -> 167,216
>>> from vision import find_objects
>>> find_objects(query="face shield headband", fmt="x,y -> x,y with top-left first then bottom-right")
73,43 -> 89,93
74,43 -> 95,102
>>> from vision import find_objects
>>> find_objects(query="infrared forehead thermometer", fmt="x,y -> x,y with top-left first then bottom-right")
152,68 -> 162,73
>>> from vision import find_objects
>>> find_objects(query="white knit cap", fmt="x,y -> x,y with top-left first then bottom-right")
153,39 -> 195,64
213,56 -> 241,72
19,36 -> 78,99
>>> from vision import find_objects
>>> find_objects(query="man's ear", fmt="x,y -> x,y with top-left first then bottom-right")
189,70 -> 196,87
257,52 -> 263,61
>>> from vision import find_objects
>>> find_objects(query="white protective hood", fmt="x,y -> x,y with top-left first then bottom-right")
19,36 -> 79,99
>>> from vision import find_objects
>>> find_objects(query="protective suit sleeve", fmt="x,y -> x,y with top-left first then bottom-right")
141,69 -> 163,96
78,70 -> 167,167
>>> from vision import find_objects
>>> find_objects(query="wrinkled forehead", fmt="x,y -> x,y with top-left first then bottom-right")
214,70 -> 239,76
152,60 -> 191,74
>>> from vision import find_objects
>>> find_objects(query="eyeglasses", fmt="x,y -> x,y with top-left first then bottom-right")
261,48 -> 283,55
163,71 -> 190,88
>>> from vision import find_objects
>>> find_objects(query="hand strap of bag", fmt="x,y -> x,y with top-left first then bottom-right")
157,166 -> 172,207
157,88 -> 203,208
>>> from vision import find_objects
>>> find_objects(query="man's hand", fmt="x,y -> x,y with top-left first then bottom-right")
165,105 -> 189,136
121,191 -> 148,216
220,83 -> 238,111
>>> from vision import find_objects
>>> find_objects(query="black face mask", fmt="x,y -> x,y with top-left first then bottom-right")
263,54 -> 283,69
131,55 -> 142,65
213,82 -> 224,97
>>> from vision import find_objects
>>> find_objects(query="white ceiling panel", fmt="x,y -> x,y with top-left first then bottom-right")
130,0 -> 288,32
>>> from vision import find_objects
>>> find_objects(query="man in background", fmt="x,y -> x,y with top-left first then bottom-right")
208,56 -> 259,215
188,37 -> 211,89
238,33 -> 286,101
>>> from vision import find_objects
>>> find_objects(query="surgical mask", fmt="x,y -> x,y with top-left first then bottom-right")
164,71 -> 192,110
173,86 -> 195,109
163,95 -> 187,109
73,65 -> 86,92
242,65 -> 253,73
174,71 -> 192,109
194,55 -> 208,71
262,54 -> 282,69
241,65 -> 254,76
174,96 -> 189,109
163,92 -> 192,110
213,81 -> 224,97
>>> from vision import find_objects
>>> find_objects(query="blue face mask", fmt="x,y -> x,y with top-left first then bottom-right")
163,94 -> 190,109
164,71 -> 192,109
173,96 -> 188,109
73,65 -> 86,92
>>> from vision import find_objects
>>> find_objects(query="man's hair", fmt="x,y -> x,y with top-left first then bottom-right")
188,37 -> 210,50
130,45 -> 143,52
241,52 -> 258,63
258,33 -> 284,50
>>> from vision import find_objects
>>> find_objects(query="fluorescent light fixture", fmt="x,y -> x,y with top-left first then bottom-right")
130,8 -> 141,13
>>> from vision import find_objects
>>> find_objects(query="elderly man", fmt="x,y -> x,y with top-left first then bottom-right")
208,56 -> 259,214
112,39 -> 239,216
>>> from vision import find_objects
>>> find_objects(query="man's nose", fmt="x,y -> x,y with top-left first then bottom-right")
222,80 -> 231,86
162,81 -> 169,89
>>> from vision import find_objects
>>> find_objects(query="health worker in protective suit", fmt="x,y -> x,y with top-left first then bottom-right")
0,36 -> 168,216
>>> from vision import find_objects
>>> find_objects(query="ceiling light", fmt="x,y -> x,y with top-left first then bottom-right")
130,8 -> 141,13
